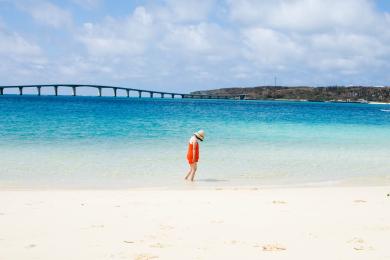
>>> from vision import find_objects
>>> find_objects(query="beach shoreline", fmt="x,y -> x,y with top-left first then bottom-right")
1,175 -> 390,191
1,186 -> 389,260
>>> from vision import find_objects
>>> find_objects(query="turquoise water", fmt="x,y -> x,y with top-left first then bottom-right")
1,95 -> 389,188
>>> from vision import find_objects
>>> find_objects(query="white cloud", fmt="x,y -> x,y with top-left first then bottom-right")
0,24 -> 42,57
242,27 -> 303,65
224,0 -> 390,84
73,0 -> 390,87
227,0 -> 379,33
1,0 -> 390,88
311,33 -> 386,59
305,33 -> 389,74
79,6 -> 153,57
160,22 -> 236,57
75,3 -> 238,89
72,0 -> 102,10
20,1 -> 72,28
162,24 -> 213,53
162,0 -> 215,22
0,22 -> 48,84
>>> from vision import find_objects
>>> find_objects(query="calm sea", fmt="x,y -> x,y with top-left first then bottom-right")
1,95 -> 389,189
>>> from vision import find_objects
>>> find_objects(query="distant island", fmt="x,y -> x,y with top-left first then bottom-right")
191,86 -> 390,103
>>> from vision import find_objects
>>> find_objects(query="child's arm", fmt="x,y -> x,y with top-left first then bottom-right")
193,141 -> 197,162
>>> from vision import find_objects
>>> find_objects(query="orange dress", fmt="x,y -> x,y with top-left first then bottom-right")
187,136 -> 199,164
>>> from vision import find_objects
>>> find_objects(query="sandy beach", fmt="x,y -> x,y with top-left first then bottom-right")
1,186 -> 389,260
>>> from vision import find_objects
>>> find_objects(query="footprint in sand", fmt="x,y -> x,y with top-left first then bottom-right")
149,243 -> 167,248
272,200 -> 287,204
307,233 -> 318,239
261,244 -> 286,251
135,254 -> 158,260
26,244 -> 36,249
347,237 -> 372,251
91,224 -> 104,228
146,235 -> 157,240
159,224 -> 174,230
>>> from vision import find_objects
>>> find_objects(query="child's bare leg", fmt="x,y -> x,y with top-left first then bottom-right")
185,167 -> 193,180
190,163 -> 198,181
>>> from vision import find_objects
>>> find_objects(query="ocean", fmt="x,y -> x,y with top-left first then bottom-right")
1,95 -> 389,189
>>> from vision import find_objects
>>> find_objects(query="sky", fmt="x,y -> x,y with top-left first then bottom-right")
0,0 -> 389,93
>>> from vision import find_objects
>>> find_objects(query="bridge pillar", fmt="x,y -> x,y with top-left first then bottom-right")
19,87 -> 23,95
138,91 -> 142,98
150,92 -> 154,98
0,88 -> 3,95
37,86 -> 41,96
54,86 -> 58,96
98,87 -> 102,97
171,94 -> 174,98
72,86 -> 76,96
126,89 -> 130,98
161,93 -> 164,98
113,88 -> 117,97
181,94 -> 185,98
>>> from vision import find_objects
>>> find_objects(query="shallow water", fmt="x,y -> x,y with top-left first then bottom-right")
1,95 -> 389,188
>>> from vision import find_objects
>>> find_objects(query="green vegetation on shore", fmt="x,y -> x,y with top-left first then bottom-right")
191,86 -> 390,102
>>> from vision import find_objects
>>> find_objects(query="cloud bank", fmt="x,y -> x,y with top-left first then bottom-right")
0,0 -> 389,91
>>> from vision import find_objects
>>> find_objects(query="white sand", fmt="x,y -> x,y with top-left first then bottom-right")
1,186 -> 389,260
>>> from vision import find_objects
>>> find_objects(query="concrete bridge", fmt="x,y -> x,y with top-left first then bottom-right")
0,84 -> 246,100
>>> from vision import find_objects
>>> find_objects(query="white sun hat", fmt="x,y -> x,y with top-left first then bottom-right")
194,130 -> 205,141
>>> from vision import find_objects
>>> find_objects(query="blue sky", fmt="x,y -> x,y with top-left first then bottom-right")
0,0 -> 389,92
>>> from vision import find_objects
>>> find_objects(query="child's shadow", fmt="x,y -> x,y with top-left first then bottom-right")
197,178 -> 228,182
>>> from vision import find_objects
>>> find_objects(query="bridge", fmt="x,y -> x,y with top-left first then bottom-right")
0,84 -> 246,100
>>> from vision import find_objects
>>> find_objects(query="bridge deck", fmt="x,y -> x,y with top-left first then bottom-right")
0,84 -> 246,100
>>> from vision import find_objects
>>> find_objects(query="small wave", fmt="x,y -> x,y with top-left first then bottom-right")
380,109 -> 390,112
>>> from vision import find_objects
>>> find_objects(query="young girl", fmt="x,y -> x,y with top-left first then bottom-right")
185,130 -> 205,181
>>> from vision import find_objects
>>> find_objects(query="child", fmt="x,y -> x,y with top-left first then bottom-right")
185,130 -> 205,181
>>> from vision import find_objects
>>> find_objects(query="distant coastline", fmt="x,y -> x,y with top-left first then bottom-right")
191,86 -> 390,103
